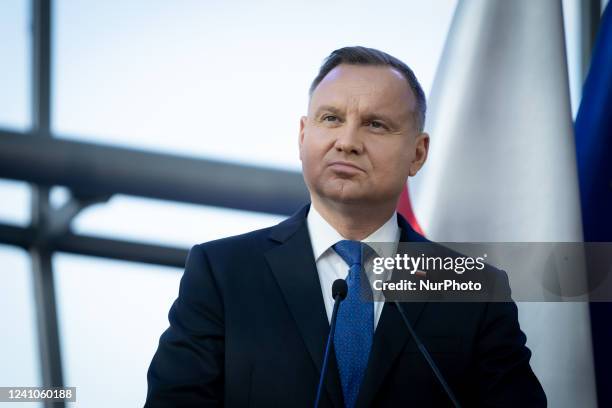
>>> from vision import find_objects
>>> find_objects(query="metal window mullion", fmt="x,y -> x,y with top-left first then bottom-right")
30,1 -> 65,407
580,0 -> 602,83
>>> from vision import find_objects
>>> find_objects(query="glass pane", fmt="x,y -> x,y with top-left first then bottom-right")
53,0 -> 457,169
0,179 -> 31,226
0,0 -> 30,130
0,245 -> 42,408
69,194 -> 286,248
54,254 -> 183,408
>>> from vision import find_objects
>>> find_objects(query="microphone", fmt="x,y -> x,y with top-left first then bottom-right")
393,301 -> 462,408
314,279 -> 348,408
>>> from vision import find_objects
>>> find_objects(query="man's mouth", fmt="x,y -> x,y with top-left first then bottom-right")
327,161 -> 365,173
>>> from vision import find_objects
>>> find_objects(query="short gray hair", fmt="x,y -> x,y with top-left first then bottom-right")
309,46 -> 426,132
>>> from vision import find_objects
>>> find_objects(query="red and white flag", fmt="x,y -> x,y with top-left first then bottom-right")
402,1 -> 597,406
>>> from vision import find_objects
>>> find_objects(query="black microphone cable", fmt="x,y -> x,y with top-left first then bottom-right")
393,301 -> 462,408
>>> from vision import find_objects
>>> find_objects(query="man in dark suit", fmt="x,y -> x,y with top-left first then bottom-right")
145,46 -> 546,407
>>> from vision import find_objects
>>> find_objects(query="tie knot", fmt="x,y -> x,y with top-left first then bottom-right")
333,240 -> 363,267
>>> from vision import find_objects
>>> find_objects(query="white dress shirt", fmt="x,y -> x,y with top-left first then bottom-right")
306,204 -> 400,329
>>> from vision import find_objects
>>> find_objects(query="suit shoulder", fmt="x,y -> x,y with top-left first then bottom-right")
191,223 -> 279,257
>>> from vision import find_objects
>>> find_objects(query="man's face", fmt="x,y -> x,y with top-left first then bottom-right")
299,64 -> 429,208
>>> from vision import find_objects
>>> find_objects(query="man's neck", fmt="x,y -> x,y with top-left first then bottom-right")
311,197 -> 397,241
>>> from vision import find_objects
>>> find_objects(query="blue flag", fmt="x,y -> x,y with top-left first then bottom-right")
575,3 -> 612,406
576,5 -> 612,241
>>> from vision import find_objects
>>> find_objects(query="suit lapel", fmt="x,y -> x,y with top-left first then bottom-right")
264,204 -> 344,407
356,214 -> 429,408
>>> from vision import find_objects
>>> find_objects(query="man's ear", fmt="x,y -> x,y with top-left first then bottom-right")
409,132 -> 430,176
298,116 -> 307,161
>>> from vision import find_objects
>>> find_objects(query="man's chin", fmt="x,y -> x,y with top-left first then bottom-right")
318,188 -> 372,205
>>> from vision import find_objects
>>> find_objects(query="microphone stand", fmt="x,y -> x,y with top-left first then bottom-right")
314,279 -> 347,408
394,301 -> 462,408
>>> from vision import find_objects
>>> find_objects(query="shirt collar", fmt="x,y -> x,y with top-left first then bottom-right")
306,203 -> 400,261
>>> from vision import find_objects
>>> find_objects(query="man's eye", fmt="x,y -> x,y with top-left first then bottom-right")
369,121 -> 387,129
323,115 -> 338,122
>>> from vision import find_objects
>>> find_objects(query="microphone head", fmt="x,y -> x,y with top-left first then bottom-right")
332,279 -> 348,301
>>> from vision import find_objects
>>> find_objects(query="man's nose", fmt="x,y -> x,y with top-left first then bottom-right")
334,122 -> 363,155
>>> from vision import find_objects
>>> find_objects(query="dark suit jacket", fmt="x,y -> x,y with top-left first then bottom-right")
145,204 -> 546,407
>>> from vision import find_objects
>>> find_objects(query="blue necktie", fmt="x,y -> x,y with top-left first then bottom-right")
333,240 -> 374,408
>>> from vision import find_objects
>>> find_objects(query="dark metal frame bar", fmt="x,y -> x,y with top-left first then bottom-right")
580,0 -> 602,82
0,130 -> 308,215
0,223 -> 188,268
29,3 -> 65,408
